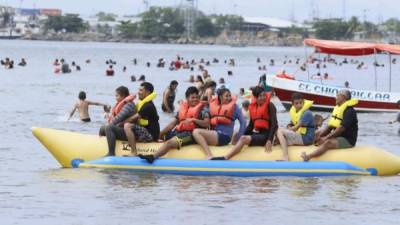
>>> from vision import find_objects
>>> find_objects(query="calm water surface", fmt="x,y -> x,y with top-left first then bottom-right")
0,40 -> 399,225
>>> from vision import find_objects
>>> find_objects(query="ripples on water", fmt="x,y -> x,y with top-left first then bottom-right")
0,40 -> 399,224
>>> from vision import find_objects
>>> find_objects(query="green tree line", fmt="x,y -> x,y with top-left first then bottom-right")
42,7 -> 400,41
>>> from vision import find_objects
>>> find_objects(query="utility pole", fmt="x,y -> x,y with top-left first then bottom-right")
143,0 -> 149,12
309,0 -> 319,21
342,0 -> 346,20
183,0 -> 197,40
363,9 -> 369,23
289,0 -> 296,22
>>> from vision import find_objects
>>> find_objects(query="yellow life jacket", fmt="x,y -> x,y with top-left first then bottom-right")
136,91 -> 157,126
289,99 -> 313,135
328,99 -> 358,128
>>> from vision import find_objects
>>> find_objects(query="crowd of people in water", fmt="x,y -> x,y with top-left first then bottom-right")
61,52 -> 400,163
69,72 -> 398,162
1,57 -> 27,69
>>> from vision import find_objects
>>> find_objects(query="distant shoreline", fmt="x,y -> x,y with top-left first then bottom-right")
16,32 -> 305,47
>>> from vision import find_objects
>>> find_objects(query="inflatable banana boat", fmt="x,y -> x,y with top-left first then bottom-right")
32,127 -> 400,176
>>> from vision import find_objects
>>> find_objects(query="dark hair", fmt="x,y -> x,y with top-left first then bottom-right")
201,95 -> 208,102
141,82 -> 154,93
251,86 -> 265,98
185,86 -> 199,98
217,88 -> 230,104
291,92 -> 304,102
205,81 -> 217,89
242,100 -> 250,107
170,80 -> 178,89
196,75 -> 204,83
115,86 -> 129,98
78,91 -> 86,100
396,100 -> 400,107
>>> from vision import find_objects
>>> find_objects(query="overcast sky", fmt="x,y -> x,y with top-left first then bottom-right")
1,0 -> 398,22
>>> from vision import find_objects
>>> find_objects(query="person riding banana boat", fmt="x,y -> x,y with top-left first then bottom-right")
302,89 -> 358,161
103,82 -> 160,156
99,86 -> 136,139
124,82 -> 160,156
138,86 -> 210,163
211,86 -> 278,160
276,93 -> 315,161
192,87 -> 247,159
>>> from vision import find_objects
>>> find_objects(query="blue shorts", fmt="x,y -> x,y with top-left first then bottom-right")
217,131 -> 231,146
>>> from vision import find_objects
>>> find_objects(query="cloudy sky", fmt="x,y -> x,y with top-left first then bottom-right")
1,0 -> 398,22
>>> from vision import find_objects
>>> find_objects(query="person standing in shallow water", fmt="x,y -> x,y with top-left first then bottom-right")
162,80 -> 178,113
68,91 -> 108,122
389,100 -> 400,135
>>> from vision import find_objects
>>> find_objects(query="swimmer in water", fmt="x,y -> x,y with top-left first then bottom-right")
389,100 -> 400,135
106,65 -> 114,76
162,80 -> 179,113
68,91 -> 108,122
138,75 -> 146,82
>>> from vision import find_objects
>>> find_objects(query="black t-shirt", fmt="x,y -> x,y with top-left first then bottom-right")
139,101 -> 160,141
340,107 -> 358,146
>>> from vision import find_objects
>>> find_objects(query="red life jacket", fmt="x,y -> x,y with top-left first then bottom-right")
175,101 -> 205,132
210,95 -> 237,126
174,60 -> 182,69
106,69 -> 114,76
108,94 -> 136,124
249,92 -> 271,131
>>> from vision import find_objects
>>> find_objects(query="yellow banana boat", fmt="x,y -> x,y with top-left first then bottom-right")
32,127 -> 400,176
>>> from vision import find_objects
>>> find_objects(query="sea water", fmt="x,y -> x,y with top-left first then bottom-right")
0,40 -> 399,225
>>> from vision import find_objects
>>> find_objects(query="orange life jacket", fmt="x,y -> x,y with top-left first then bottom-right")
210,95 -> 237,126
249,92 -> 271,131
108,94 -> 136,124
175,101 -> 205,132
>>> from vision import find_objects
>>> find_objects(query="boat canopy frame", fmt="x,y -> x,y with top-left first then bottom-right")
303,39 -> 400,92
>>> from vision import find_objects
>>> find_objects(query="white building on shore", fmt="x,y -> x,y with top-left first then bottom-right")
242,17 -> 306,32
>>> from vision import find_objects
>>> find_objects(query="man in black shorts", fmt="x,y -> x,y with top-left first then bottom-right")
212,86 -> 278,160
